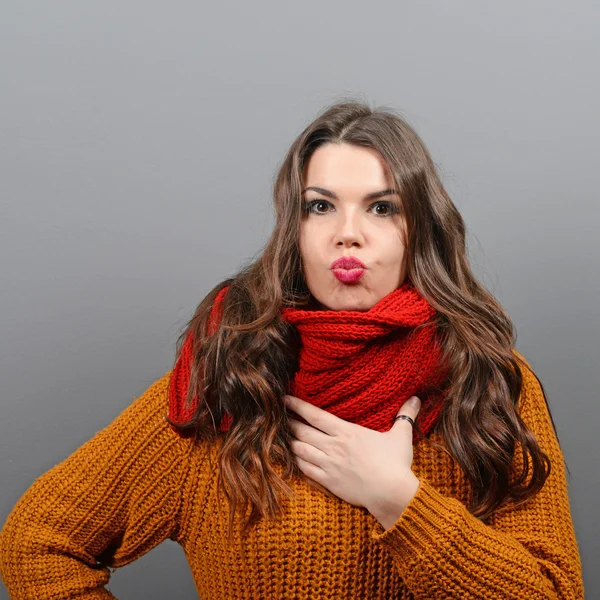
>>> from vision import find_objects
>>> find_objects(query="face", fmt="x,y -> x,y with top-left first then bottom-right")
299,142 -> 408,311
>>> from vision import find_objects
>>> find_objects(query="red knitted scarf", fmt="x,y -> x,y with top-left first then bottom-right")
168,282 -> 449,443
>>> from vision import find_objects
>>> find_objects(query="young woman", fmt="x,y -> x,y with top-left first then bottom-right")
0,101 -> 584,599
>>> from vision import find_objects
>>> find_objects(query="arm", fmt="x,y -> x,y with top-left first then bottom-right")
0,370 -> 191,599
370,357 -> 584,599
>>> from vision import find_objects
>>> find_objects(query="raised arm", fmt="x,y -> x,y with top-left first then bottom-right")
0,370 -> 191,599
370,354 -> 584,599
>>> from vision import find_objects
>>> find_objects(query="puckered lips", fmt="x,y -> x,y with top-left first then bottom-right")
330,255 -> 367,283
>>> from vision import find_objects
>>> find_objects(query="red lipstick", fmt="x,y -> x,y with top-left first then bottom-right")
330,256 -> 367,283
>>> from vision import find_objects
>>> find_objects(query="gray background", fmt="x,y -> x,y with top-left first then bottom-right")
1,1 -> 597,598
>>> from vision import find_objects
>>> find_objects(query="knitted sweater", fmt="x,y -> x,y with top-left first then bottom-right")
0,351 -> 584,599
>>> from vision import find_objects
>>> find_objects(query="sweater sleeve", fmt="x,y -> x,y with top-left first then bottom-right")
370,356 -> 584,599
0,370 -> 191,600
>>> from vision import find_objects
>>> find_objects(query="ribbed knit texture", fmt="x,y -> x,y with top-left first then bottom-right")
280,281 -> 448,441
169,282 -> 449,442
167,284 -> 231,434
0,352 -> 584,598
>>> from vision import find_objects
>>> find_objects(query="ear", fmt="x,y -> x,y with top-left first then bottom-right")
391,396 -> 421,433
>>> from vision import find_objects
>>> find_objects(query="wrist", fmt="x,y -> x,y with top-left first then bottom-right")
368,471 -> 420,531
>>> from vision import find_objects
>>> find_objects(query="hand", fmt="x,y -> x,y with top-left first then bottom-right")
284,394 -> 422,529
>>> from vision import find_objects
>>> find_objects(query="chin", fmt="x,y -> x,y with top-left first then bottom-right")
327,290 -> 374,312
308,279 -> 374,311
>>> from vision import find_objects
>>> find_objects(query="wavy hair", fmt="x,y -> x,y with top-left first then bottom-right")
166,99 -> 563,540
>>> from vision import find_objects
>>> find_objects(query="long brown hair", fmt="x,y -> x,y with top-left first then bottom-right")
166,99 -> 564,539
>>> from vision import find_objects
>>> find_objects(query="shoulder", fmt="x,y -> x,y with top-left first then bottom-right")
511,348 -> 542,400
97,370 -> 194,456
126,369 -> 175,423
510,349 -> 562,449
98,370 -> 188,451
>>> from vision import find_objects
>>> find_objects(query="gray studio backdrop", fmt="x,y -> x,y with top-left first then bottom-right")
1,1 -> 598,598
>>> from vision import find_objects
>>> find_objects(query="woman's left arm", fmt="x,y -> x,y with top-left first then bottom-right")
370,361 -> 585,600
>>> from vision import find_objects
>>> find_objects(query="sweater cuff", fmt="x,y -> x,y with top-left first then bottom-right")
370,476 -> 466,568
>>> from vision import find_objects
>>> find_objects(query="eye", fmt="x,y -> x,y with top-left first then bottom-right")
303,199 -> 332,215
370,201 -> 398,216
302,199 -> 401,218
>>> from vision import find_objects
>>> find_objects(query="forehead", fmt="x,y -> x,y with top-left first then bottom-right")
302,143 -> 394,190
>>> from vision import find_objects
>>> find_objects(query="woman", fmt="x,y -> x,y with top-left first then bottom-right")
0,101 -> 584,599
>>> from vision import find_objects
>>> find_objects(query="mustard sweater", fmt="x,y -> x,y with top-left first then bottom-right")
0,353 -> 584,599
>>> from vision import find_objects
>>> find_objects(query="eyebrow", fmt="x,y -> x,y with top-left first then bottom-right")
301,187 -> 398,200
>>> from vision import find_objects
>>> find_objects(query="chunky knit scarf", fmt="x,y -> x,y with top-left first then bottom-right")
168,281 -> 449,443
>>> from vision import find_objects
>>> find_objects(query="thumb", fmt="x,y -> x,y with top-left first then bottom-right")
391,396 -> 421,431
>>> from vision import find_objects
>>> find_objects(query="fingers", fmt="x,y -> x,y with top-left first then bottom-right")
392,396 -> 421,431
283,394 -> 342,436
288,417 -> 331,448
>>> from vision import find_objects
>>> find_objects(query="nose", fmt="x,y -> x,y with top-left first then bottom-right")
334,209 -> 365,248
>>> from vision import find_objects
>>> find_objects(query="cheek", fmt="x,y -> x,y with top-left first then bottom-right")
298,224 -> 320,262
298,228 -> 308,263
382,226 -> 406,251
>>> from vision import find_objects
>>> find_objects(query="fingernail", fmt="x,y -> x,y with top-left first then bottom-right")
407,396 -> 420,407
